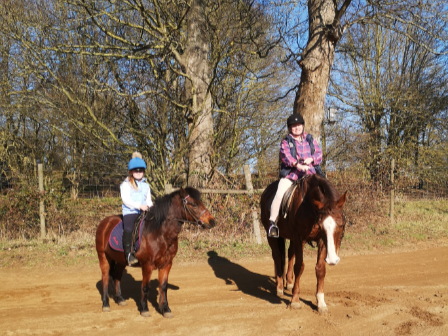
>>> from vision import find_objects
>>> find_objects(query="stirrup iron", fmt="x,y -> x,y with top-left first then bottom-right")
268,224 -> 279,238
127,253 -> 138,266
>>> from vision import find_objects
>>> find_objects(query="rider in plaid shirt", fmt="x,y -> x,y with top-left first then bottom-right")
268,114 -> 323,238
280,132 -> 322,180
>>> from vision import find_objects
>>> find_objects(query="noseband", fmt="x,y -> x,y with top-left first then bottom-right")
176,195 -> 207,227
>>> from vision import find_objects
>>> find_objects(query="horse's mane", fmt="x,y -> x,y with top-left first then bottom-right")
316,176 -> 339,203
306,175 -> 340,206
144,187 -> 202,233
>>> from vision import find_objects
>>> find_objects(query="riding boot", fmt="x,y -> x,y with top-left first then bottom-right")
123,231 -> 138,265
268,220 -> 279,238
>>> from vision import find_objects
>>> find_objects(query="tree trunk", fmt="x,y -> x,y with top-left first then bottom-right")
185,0 -> 213,187
293,0 -> 343,143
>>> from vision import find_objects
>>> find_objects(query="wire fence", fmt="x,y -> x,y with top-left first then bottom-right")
0,170 -> 123,198
1,166 -> 447,200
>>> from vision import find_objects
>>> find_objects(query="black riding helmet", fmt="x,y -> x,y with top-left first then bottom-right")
287,114 -> 305,127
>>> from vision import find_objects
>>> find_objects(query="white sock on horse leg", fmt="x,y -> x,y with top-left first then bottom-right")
316,293 -> 326,308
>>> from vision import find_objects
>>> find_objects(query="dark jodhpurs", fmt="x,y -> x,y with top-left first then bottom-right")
123,213 -> 140,233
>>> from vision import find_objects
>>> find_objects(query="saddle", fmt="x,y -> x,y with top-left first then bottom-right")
279,176 -> 306,219
278,176 -> 317,248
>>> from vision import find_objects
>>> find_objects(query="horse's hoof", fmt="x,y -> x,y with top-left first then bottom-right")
286,284 -> 294,291
277,289 -> 284,297
318,306 -> 328,314
102,306 -> 110,312
140,311 -> 150,317
163,312 -> 174,318
290,302 -> 301,310
118,300 -> 127,306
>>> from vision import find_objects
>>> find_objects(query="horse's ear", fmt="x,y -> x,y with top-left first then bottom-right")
313,199 -> 325,210
178,187 -> 187,198
336,191 -> 348,209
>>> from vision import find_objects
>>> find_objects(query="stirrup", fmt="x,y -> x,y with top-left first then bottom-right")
268,224 -> 279,238
127,253 -> 138,266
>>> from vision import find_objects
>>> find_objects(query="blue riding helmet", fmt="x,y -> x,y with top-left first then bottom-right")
128,157 -> 147,171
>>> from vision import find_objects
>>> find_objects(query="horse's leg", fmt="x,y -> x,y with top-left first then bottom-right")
267,236 -> 285,297
98,253 -> 111,312
285,240 -> 295,291
290,241 -> 305,309
157,261 -> 174,318
112,262 -> 127,306
315,239 -> 328,314
140,262 -> 155,317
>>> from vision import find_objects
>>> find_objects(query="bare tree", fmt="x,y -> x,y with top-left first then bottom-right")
283,0 -> 448,142
0,0 -> 287,191
329,20 -> 448,179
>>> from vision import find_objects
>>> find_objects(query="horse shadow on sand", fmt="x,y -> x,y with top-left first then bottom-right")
206,251 -> 288,305
206,251 -> 318,310
95,269 -> 180,315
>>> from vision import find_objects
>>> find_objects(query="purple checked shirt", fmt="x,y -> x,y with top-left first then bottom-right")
280,133 -> 323,181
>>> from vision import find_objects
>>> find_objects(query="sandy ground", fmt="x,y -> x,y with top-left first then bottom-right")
1,247 -> 447,336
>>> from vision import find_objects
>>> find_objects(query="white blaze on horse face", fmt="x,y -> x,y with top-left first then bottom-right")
323,216 -> 340,265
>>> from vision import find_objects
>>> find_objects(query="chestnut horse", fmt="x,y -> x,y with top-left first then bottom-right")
96,187 -> 215,317
260,174 -> 347,313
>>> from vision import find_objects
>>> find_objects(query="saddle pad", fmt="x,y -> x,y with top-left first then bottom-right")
109,218 -> 145,252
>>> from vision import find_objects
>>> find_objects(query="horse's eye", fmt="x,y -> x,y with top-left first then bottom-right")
190,203 -> 198,207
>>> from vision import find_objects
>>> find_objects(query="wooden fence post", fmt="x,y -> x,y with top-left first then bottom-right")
244,165 -> 262,245
165,183 -> 173,195
390,159 -> 394,223
38,164 -> 46,238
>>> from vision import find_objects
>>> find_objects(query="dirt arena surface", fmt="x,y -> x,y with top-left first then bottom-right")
1,247 -> 447,336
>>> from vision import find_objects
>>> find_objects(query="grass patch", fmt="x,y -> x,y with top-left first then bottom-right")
393,200 -> 448,239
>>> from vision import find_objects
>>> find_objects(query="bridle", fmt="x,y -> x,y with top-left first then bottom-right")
300,181 -> 346,246
176,195 -> 208,227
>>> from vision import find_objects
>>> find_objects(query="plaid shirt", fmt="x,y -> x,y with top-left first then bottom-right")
280,132 -> 323,181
